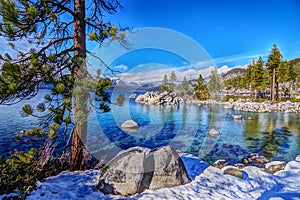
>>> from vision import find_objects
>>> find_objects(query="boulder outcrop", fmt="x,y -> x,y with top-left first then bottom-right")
97,146 -> 190,196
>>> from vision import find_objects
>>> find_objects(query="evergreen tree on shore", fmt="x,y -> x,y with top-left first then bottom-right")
207,68 -> 223,99
267,44 -> 283,101
182,76 -> 189,97
169,70 -> 177,93
161,74 -> 168,92
194,74 -> 209,100
0,0 -> 127,191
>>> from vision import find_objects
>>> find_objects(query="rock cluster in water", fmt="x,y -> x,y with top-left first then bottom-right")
135,91 -> 185,106
223,101 -> 300,113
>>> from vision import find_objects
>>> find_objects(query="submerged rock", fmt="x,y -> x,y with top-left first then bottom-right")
246,116 -> 254,120
208,128 -> 219,137
97,146 -> 190,196
121,120 -> 139,129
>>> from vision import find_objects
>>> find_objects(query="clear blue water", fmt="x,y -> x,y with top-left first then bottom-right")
1,91 -> 300,164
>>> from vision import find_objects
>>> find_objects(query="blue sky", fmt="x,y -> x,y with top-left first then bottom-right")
106,0 -> 300,67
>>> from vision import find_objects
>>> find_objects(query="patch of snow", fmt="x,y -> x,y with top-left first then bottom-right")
25,154 -> 300,200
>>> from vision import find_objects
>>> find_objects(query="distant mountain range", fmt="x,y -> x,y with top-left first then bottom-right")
110,65 -> 248,91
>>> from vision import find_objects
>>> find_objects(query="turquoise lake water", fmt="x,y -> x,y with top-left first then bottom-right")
1,90 -> 300,164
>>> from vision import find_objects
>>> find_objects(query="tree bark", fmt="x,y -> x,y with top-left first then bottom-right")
70,0 -> 88,171
271,67 -> 276,102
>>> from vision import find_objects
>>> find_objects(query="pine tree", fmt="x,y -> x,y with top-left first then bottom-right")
0,0 -> 126,171
194,74 -> 209,100
161,74 -> 168,92
182,76 -> 189,97
252,57 -> 264,99
169,70 -> 177,93
245,60 -> 255,98
207,68 -> 223,99
267,44 -> 283,101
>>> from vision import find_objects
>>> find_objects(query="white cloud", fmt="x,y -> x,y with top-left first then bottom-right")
114,64 -> 128,72
213,52 -> 266,65
115,64 -> 237,84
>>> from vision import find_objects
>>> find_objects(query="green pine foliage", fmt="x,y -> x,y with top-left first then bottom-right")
0,148 -> 58,198
0,0 -> 127,196
160,71 -> 177,94
160,74 -> 168,92
194,74 -> 209,100
224,44 -> 300,101
169,70 -> 177,93
181,76 -> 189,97
207,68 -> 223,99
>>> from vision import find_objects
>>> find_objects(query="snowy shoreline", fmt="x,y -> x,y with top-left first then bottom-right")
3,153 -> 298,200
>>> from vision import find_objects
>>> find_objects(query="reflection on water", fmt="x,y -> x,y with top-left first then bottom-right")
0,92 -> 300,164
86,96 -> 300,164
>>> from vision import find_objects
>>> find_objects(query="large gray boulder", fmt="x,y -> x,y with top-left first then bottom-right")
97,147 -> 147,196
97,146 -> 190,196
148,145 -> 191,190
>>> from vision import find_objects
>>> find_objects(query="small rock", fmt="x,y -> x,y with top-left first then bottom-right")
234,163 -> 245,169
223,168 -> 245,179
129,94 -> 137,98
232,115 -> 242,120
265,161 -> 286,174
135,94 -> 145,103
242,158 -> 249,165
121,120 -> 139,129
250,162 -> 265,168
213,159 -> 227,169
247,116 -> 254,120
208,128 -> 219,137
249,153 -> 269,164
223,143 -> 233,148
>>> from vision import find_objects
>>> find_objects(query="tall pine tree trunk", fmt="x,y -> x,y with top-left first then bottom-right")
271,67 -> 276,102
70,0 -> 87,171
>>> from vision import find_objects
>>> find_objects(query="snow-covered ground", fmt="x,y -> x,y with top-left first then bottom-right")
2,154 -> 300,200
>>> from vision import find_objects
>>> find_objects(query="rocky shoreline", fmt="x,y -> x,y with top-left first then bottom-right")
222,101 -> 300,114
134,91 -> 186,106
133,92 -> 300,114
212,152 -> 293,176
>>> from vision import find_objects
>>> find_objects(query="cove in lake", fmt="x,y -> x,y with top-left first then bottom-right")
1,91 -> 300,164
